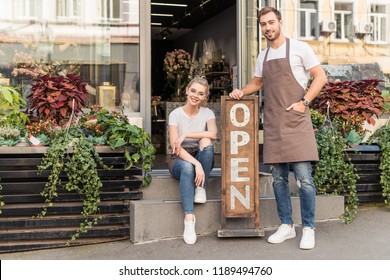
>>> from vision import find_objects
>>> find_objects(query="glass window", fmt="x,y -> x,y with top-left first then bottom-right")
260,0 -> 280,9
57,0 -> 80,18
14,0 -> 41,19
298,1 -> 318,39
335,2 -> 353,40
101,0 -> 121,22
369,4 -> 387,43
1,0 -> 140,113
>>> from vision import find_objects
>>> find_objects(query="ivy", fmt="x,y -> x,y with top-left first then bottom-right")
0,179 -> 4,214
313,125 -> 359,223
36,129 -> 111,243
368,125 -> 390,206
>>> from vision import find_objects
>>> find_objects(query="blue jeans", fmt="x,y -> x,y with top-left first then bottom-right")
271,162 -> 316,228
171,144 -> 214,215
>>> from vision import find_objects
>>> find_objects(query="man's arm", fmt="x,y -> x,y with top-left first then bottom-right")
229,76 -> 263,100
286,65 -> 327,112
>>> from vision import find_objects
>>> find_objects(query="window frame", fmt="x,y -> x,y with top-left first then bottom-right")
297,1 -> 319,40
368,4 -> 388,44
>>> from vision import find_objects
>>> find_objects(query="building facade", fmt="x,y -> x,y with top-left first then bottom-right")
0,0 -> 389,135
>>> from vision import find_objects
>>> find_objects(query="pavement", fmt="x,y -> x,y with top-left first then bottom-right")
1,205 -> 390,260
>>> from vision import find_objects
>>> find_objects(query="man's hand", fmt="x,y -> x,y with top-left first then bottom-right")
286,101 -> 306,113
229,89 -> 245,100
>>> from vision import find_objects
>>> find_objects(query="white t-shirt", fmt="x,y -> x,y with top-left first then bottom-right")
169,106 -> 216,148
254,38 -> 320,89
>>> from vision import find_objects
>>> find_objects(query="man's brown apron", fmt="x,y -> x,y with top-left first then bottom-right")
262,38 -> 318,164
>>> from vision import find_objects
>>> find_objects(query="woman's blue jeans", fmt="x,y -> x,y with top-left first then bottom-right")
271,162 -> 316,228
171,144 -> 214,215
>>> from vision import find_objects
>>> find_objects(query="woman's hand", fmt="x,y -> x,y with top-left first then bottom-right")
194,162 -> 205,187
172,134 -> 186,155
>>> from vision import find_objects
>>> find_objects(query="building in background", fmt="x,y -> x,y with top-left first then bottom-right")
0,0 -> 389,136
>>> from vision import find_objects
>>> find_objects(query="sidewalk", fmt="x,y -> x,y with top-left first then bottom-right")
1,205 -> 389,260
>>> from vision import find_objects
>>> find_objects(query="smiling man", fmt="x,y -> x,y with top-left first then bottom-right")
229,6 -> 327,250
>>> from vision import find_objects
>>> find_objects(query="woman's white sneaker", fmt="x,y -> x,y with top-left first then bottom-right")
194,187 -> 206,203
183,216 -> 197,245
267,224 -> 296,244
300,227 -> 315,249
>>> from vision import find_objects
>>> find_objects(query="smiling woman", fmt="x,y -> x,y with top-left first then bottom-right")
167,75 -> 217,245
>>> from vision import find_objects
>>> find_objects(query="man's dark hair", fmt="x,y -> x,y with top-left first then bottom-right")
258,6 -> 282,21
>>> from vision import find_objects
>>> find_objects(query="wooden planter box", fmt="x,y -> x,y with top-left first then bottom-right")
346,145 -> 382,203
0,146 -> 143,253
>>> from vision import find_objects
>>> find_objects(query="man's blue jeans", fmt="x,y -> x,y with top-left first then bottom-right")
171,145 -> 214,214
271,162 -> 316,228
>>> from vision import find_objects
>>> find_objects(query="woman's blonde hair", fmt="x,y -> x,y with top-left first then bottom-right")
186,76 -> 210,107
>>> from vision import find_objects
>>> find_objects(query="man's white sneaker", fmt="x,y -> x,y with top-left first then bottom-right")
268,224 -> 296,244
194,187 -> 206,203
183,216 -> 197,245
300,227 -> 315,250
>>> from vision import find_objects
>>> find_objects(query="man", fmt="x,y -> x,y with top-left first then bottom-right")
229,7 -> 327,250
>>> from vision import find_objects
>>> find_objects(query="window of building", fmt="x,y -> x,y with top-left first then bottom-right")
100,0 -> 122,22
56,0 -> 81,18
14,0 -> 42,19
369,4 -> 387,43
334,2 -> 353,41
260,0 -> 281,9
298,1 -> 318,39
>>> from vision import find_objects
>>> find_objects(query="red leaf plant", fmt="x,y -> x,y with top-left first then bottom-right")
27,75 -> 88,126
312,79 -> 385,136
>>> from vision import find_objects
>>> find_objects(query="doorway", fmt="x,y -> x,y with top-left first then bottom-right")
149,0 -> 237,158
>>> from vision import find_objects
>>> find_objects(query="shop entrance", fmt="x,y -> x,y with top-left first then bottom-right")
149,0 -> 237,161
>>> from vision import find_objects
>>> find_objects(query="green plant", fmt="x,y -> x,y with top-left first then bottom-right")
27,74 -> 88,127
368,124 -> 390,205
0,179 -> 4,214
37,129 -> 111,243
81,106 -> 156,186
310,109 -> 326,129
312,79 -> 385,144
0,125 -> 21,146
0,84 -> 29,129
313,125 -> 359,223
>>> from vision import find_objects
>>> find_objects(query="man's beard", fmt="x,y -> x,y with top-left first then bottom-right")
264,29 -> 280,42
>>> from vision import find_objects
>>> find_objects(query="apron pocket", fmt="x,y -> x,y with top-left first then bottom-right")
282,109 -> 310,135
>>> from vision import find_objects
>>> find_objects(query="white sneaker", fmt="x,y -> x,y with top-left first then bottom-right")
183,216 -> 197,245
300,227 -> 315,250
268,224 -> 296,244
194,187 -> 206,203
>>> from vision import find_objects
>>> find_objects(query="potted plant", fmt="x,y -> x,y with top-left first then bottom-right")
80,106 -> 156,186
34,107 -> 156,243
27,74 -> 88,127
0,125 -> 22,146
0,84 -> 29,129
368,122 -> 390,206
36,128 -> 111,243
312,79 -> 385,145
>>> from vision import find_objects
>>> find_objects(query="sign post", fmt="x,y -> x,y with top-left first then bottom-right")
218,96 -> 264,237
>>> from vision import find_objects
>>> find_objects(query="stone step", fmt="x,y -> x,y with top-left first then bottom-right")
144,168 -> 297,200
131,172 -> 344,243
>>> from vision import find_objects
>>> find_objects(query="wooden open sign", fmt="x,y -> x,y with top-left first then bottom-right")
218,96 -> 264,237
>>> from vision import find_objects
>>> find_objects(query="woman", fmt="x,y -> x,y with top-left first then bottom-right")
168,76 -> 218,245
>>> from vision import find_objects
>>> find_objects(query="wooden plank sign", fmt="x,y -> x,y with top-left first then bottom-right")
218,96 -> 264,237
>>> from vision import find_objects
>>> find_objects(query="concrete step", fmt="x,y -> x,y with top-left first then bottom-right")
131,171 -> 344,243
144,168 -> 291,199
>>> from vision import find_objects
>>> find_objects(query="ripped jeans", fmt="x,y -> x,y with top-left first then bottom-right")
271,162 -> 316,228
170,144 -> 214,215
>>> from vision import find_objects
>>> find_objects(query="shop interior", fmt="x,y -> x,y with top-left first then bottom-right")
150,0 -> 237,155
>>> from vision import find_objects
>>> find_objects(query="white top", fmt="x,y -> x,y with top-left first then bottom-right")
169,106 -> 216,148
254,38 -> 320,89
